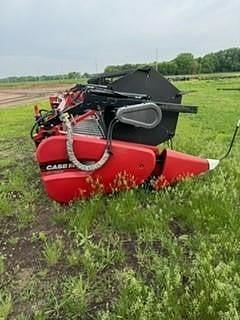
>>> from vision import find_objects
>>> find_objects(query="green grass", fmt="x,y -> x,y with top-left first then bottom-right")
0,78 -> 240,319
42,237 -> 64,267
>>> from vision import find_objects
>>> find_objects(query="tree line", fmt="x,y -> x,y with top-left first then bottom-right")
1,47 -> 240,83
0,72 -> 89,83
104,47 -> 240,76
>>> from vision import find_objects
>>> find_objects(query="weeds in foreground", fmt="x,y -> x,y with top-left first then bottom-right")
1,79 -> 240,318
60,275 -> 89,318
0,292 -> 12,320
42,237 -> 64,266
0,255 -> 5,275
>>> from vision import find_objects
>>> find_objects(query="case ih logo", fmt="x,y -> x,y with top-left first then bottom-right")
41,163 -> 76,171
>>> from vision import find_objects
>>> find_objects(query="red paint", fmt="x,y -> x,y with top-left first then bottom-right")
153,149 -> 209,189
36,134 -> 212,203
37,135 -> 156,203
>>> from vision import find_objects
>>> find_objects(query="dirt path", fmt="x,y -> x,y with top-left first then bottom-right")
0,84 -> 72,108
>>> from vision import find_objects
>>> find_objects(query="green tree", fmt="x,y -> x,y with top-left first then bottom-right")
67,72 -> 81,79
174,53 -> 196,74
200,54 -> 218,73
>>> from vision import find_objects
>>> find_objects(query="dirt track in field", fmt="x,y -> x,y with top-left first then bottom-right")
0,84 -> 72,108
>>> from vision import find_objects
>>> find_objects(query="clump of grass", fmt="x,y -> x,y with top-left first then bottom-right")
0,255 -> 5,275
67,233 -> 124,279
100,269 -> 156,320
60,275 -> 89,317
68,197 -> 105,236
31,231 -> 47,243
8,236 -> 20,246
16,311 -> 46,320
42,237 -> 64,266
66,248 -> 81,267
0,292 -> 12,320
33,310 -> 46,320
103,189 -> 163,234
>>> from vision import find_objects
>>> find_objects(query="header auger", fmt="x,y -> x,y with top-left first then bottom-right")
31,67 -> 236,203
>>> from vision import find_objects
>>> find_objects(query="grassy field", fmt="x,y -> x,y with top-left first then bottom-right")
0,78 -> 240,319
0,71 -> 240,88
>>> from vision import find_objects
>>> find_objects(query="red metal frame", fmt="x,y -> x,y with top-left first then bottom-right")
37,135 -> 156,203
152,149 -> 209,189
33,87 -> 217,203
35,133 -> 212,203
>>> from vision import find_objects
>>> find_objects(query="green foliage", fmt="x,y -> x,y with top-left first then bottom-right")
105,63 -> 146,74
67,232 -> 124,279
0,292 -> 12,320
42,237 -> 64,266
104,47 -> 240,76
1,78 -> 240,318
0,255 -> 5,275
103,190 -> 163,234
60,275 -> 89,318
105,270 -> 157,320
0,48 -> 239,87
174,53 -> 198,74
200,53 -> 218,73
31,231 -> 47,243
68,197 -> 105,236
0,72 -> 86,85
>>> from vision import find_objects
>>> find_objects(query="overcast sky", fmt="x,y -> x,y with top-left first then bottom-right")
0,0 -> 239,78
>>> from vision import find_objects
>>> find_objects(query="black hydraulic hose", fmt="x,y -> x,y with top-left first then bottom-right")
30,108 -> 57,140
30,118 -> 42,140
106,118 -> 118,153
220,119 -> 240,161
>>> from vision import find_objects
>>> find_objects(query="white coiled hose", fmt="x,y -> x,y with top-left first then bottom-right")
61,113 -> 111,171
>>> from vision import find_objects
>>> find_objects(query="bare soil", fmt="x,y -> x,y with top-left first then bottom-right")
0,84 -> 71,108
